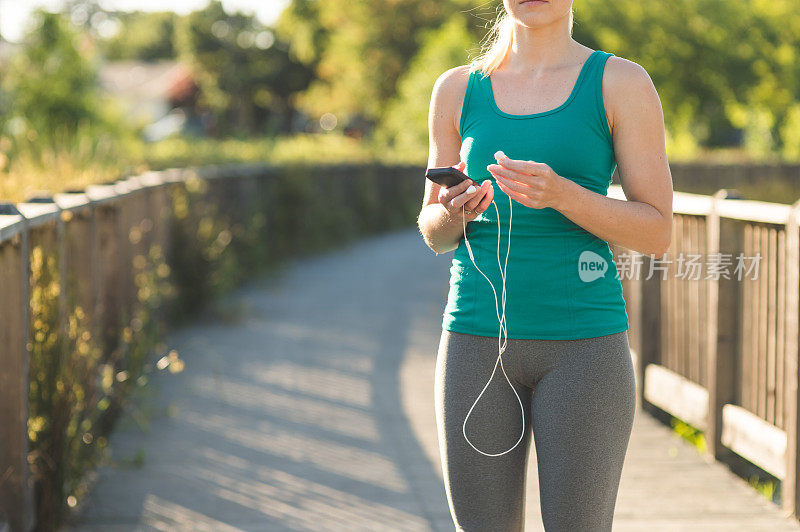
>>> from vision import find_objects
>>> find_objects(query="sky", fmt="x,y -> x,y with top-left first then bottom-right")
0,0 -> 291,42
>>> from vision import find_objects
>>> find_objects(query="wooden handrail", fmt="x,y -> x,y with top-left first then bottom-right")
614,182 -> 800,517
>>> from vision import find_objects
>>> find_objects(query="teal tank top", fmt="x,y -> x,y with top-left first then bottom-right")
442,49 -> 629,340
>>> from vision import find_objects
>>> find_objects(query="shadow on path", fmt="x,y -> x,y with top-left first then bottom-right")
63,228 -> 454,531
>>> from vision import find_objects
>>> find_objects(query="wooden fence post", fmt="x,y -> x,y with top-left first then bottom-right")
617,248 -> 645,412
640,252 -> 663,415
115,182 -> 134,328
146,178 -> 172,331
85,185 -> 122,355
55,192 -> 96,340
0,204 -> 34,532
783,198 -> 800,517
706,190 -> 741,462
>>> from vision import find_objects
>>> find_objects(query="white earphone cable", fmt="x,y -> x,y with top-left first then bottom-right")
460,192 -> 524,457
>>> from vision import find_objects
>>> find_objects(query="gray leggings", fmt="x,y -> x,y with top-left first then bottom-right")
434,329 -> 636,531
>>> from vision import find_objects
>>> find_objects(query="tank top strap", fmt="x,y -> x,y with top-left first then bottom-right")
459,66 -> 482,138
577,50 -> 615,142
581,50 -> 614,96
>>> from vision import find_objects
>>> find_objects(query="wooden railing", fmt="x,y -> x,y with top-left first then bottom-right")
0,163 -> 424,532
0,168 -> 183,532
609,185 -> 800,517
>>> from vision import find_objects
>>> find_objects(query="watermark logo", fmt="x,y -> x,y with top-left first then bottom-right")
578,250 -> 608,282
613,252 -> 762,281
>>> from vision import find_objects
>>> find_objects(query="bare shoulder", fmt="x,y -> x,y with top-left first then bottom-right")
433,64 -> 472,96
601,55 -> 662,135
603,55 -> 657,97
431,65 -> 473,133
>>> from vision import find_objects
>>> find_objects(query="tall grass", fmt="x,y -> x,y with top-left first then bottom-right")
0,130 -> 428,204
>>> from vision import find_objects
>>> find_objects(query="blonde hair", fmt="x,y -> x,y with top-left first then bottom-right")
470,4 -> 575,76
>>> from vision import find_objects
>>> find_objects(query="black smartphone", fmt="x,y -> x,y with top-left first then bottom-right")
425,166 -> 470,188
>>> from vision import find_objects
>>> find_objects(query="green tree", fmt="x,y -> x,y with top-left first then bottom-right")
573,0 -> 800,158
273,0 -> 328,67
3,9 -> 101,143
376,14 -> 475,157
175,0 -> 313,135
275,0 -> 473,130
277,0 -> 800,160
100,11 -> 179,61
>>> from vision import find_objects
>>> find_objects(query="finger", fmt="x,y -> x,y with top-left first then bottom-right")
465,181 -> 491,210
476,182 -> 494,212
496,179 -> 533,208
450,184 -> 480,209
494,172 -> 535,194
439,178 -> 473,203
465,194 -> 484,211
487,163 -> 532,185
495,152 -> 542,175
450,177 -> 474,193
469,186 -> 494,214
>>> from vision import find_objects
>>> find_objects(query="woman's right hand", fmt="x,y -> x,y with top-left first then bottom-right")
437,161 -> 494,221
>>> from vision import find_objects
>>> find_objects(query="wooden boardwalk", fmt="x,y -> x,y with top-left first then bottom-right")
62,229 -> 800,531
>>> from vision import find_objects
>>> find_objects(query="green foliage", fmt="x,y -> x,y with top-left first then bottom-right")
3,10 -> 101,144
562,1 -> 738,155
174,0 -> 313,136
670,416 -> 707,454
0,118 -> 137,201
779,103 -> 800,160
0,9 -> 138,197
273,0 -> 328,66
736,105 -> 777,159
570,0 -> 800,158
275,0 -> 458,124
27,220 -> 179,529
274,0 -> 800,160
100,11 -> 178,61
748,474 -> 778,504
166,176 -> 242,319
164,163 -> 424,325
138,131 -> 421,170
376,14 -> 475,158
0,131 -> 426,203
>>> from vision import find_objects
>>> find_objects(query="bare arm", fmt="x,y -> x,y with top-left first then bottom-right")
552,58 -> 673,257
417,66 -> 494,255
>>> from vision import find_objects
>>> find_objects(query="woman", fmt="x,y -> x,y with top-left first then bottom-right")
417,1 -> 673,530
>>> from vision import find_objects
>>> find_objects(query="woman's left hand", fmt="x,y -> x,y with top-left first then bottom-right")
486,151 -> 569,210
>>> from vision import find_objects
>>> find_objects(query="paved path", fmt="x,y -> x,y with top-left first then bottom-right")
62,228 -> 800,531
